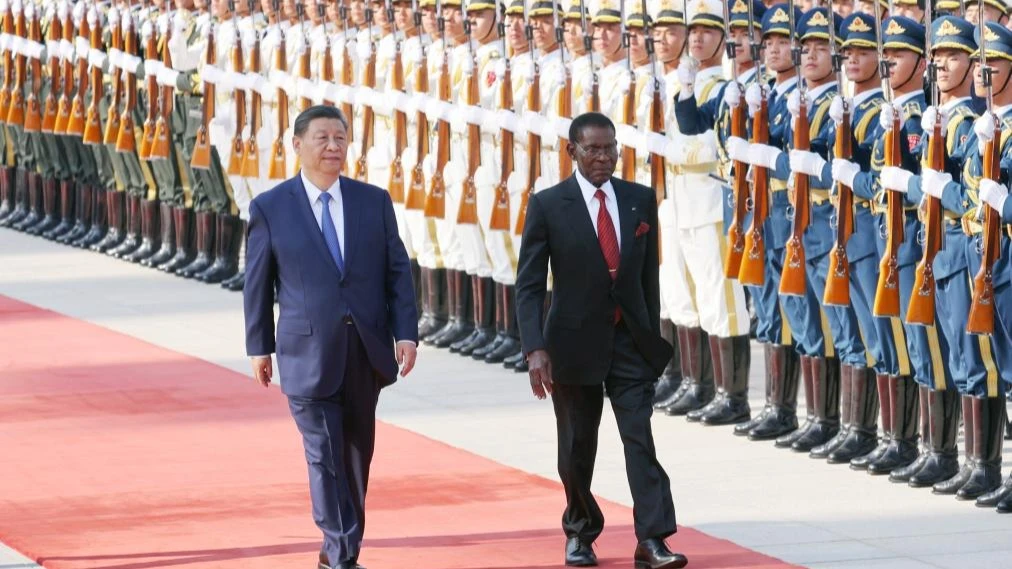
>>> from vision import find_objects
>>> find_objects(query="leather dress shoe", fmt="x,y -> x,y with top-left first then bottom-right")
634,538 -> 688,569
565,537 -> 598,567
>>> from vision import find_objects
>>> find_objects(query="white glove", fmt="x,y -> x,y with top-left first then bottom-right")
789,149 -> 827,177
921,167 -> 952,199
744,82 -> 765,117
880,166 -> 913,193
879,102 -> 900,130
676,60 -> 697,100
920,106 -> 949,133
726,136 -> 750,163
787,89 -> 812,120
723,80 -> 742,109
979,178 -> 1010,213
832,158 -> 860,188
748,143 -> 783,170
975,111 -> 996,154
829,95 -> 852,125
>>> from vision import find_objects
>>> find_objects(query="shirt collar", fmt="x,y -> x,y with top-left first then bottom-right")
941,97 -> 971,112
774,75 -> 798,97
894,90 -> 922,106
807,81 -> 838,102
301,172 -> 342,204
853,88 -> 881,107
574,168 -> 615,206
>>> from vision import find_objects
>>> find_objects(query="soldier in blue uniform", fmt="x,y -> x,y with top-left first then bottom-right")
831,16 -> 954,477
879,16 -> 986,490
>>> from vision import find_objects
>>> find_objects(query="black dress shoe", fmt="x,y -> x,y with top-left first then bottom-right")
565,537 -> 597,567
634,538 -> 688,569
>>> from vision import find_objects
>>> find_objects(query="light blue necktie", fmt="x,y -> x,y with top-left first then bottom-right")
318,192 -> 345,275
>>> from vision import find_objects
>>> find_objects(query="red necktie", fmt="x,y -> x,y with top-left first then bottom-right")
594,189 -> 621,323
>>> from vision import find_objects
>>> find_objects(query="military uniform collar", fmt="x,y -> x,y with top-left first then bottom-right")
940,96 -> 970,112
773,75 -> 797,96
739,67 -> 758,84
696,65 -> 723,83
893,89 -> 921,106
807,80 -> 837,101
853,88 -> 881,107
997,103 -> 1012,118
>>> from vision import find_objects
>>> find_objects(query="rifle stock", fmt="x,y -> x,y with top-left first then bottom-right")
906,116 -> 944,325
103,18 -> 123,144
190,20 -> 215,169
388,42 -> 407,204
227,26 -> 246,176
268,26 -> 288,179
150,21 -> 174,160
738,94 -> 769,285
41,13 -> 61,133
456,65 -> 480,225
779,96 -> 810,296
966,121 -> 1001,335
0,6 -> 13,123
515,67 -> 541,235
404,41 -> 429,211
558,71 -> 572,178
241,27 -> 262,177
619,80 -> 636,181
23,12 -> 41,133
872,113 -> 903,316
724,86 -> 748,278
138,25 -> 159,159
352,49 -> 377,181
823,102 -> 854,306
423,49 -> 450,219
489,62 -> 513,231
6,9 -> 25,127
54,10 -> 75,134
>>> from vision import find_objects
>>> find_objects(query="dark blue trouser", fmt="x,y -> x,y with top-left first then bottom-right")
808,251 -> 866,367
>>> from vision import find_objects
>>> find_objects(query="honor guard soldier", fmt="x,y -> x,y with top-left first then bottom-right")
964,0 -> 1009,25
832,15 -> 954,477
562,1 -> 595,115
588,0 -> 629,121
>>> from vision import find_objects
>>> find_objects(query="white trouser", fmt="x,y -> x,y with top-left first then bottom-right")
404,150 -> 440,268
658,195 -> 698,327
679,221 -> 750,337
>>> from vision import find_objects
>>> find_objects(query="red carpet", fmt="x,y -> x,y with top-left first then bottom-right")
0,295 -> 797,569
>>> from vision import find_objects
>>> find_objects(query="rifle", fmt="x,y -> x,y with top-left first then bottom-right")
554,1 -> 572,178
823,5 -> 854,305
515,0 -> 541,234
81,7 -> 103,142
190,9 -> 215,168
404,0 -> 428,210
6,2 -> 25,127
241,0 -> 262,177
423,0 -> 449,218
967,16 -> 1000,335
0,2 -> 14,123
103,7 -> 124,144
580,0 -> 599,111
338,0 -> 354,140
724,0 -> 749,278
319,2 -> 334,104
618,0 -> 636,180
778,0 -> 810,297
53,2 -> 75,134
456,0 -> 480,225
295,2 -> 311,111
352,3 -> 377,181
872,1 -> 902,317
138,7 -> 159,159
906,2 -> 941,325
149,10 -> 174,160
114,9 -> 139,153
267,0 -> 287,178
23,2 -> 41,133
226,1 -> 246,176
387,0 -> 406,203
644,0 -> 664,208
41,2 -> 62,133
489,1 -> 512,231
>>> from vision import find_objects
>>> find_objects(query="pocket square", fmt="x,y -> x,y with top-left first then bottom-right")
635,221 -> 650,238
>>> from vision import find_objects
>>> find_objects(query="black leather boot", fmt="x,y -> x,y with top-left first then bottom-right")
13,172 -> 43,231
2,168 -> 28,227
143,202 -> 176,267
473,282 -> 506,359
158,206 -> 195,272
416,267 -> 435,335
776,355 -> 817,448
664,327 -> 714,416
793,357 -> 841,452
124,199 -> 161,263
748,345 -> 801,440
909,388 -> 960,488
0,166 -> 12,222
828,366 -> 880,464
418,268 -> 449,339
453,276 -> 493,354
661,326 -> 697,412
109,194 -> 143,258
44,180 -> 75,239
996,481 -> 1012,513
197,213 -> 240,283
890,384 -> 932,483
91,190 -> 126,252
177,211 -> 216,278
76,186 -> 108,248
934,394 -> 975,495
411,259 -> 422,317
701,335 -> 751,426
687,334 -> 726,422
29,177 -> 61,235
435,270 -> 474,347
60,183 -> 92,244
425,268 -> 457,345
955,395 -> 1004,500
868,376 -> 920,475
735,343 -> 775,436
653,319 -> 683,408
851,373 -> 893,470
811,363 -> 852,459
485,285 -> 521,362
222,221 -> 247,290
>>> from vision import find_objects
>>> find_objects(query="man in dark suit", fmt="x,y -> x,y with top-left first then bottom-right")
243,106 -> 418,569
516,112 -> 686,569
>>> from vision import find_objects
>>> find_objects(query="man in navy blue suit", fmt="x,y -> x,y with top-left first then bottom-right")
243,106 -> 418,569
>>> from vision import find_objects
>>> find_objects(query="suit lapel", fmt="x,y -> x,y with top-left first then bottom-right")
339,176 -> 360,274
561,175 -> 610,278
290,176 -> 343,279
614,178 -> 638,279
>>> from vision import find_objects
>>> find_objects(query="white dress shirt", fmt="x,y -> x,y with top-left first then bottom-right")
575,168 -> 621,248
302,172 -> 345,259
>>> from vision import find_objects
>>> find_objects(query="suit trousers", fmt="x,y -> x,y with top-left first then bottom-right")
551,323 -> 676,544
287,324 -> 380,565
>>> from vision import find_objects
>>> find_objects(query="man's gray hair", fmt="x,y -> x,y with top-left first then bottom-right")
293,105 -> 350,137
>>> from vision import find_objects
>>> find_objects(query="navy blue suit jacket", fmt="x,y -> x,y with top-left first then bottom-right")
243,174 -> 418,398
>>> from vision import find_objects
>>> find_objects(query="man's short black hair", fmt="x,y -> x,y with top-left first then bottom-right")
569,112 -> 616,145
293,105 -> 349,137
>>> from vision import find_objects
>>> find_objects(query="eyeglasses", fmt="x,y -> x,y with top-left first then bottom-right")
574,142 -> 619,157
